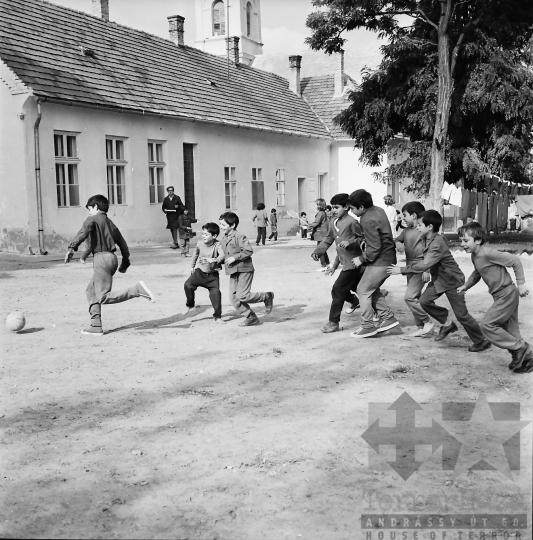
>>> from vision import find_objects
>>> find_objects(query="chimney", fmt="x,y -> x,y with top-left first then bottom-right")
289,55 -> 302,96
226,36 -> 240,64
92,0 -> 109,21
334,51 -> 345,96
168,15 -> 185,46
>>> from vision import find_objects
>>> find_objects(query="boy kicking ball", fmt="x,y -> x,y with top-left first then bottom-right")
458,222 -> 532,373
184,222 -> 225,323
65,194 -> 155,336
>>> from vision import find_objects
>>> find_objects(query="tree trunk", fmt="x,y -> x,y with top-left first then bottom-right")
428,17 -> 454,216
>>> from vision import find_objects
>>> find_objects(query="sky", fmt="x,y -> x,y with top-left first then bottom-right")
48,0 -> 384,57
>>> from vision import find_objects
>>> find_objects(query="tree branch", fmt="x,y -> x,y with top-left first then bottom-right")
416,8 -> 439,31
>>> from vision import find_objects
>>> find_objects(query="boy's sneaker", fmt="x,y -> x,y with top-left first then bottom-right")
137,281 -> 155,302
513,347 -> 533,373
434,321 -> 458,342
321,321 -> 339,333
345,300 -> 360,314
264,292 -> 275,314
377,317 -> 400,333
408,322 -> 435,337
372,313 -> 380,323
509,343 -> 532,371
214,318 -> 224,324
468,339 -> 492,353
350,326 -> 378,339
81,326 -> 104,336
239,314 -> 260,327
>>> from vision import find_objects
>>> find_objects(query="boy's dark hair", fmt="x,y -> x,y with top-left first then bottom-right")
420,210 -> 442,232
271,208 -> 276,213
326,205 -> 332,211
183,207 -> 189,212
220,211 -> 239,229
202,222 -> 220,237
348,189 -> 373,209
86,194 -> 109,213
257,202 -> 265,210
402,201 -> 425,218
458,222 -> 486,245
330,193 -> 350,207
300,211 -> 306,216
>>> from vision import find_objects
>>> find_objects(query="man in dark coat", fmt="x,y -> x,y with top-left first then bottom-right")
162,186 -> 185,248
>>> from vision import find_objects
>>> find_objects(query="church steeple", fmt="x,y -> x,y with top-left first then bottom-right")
194,0 -> 263,65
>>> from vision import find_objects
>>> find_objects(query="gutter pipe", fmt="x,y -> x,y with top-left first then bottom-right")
34,99 -> 47,255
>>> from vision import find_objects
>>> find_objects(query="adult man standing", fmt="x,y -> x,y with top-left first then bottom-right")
162,186 -> 185,248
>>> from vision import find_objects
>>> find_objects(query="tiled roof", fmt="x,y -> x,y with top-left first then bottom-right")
301,74 -> 355,139
0,0 -> 330,139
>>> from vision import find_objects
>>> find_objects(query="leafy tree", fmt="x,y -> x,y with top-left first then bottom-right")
306,0 -> 533,209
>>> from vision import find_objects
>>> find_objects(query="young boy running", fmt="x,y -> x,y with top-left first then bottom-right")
394,201 -> 434,337
388,210 -> 490,352
458,222 -> 532,372
184,222 -> 225,322
219,212 -> 274,326
312,193 -> 365,333
348,189 -> 399,338
64,194 -> 155,336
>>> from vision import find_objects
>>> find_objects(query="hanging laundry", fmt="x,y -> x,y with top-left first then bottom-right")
488,194 -> 499,232
441,182 -> 453,203
497,193 -> 508,231
449,185 -> 462,206
515,195 -> 533,217
510,184 -> 519,197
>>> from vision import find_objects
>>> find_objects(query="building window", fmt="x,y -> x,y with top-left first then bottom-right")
246,2 -> 252,37
251,167 -> 264,209
148,141 -> 165,204
212,0 -> 225,36
276,168 -> 286,207
224,166 -> 236,209
54,132 -> 80,207
106,137 -> 127,205
317,173 -> 327,199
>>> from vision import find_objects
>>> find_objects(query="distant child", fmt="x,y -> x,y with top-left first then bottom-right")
388,210 -> 490,352
325,205 -> 333,222
64,194 -> 155,336
393,201 -> 434,336
349,189 -> 398,338
268,208 -> 278,242
312,193 -> 365,333
219,212 -> 274,326
308,198 -> 330,270
384,195 -> 398,238
252,202 -> 269,246
458,222 -> 532,372
395,209 -> 405,234
184,222 -> 225,322
178,208 -> 198,257
300,212 -> 309,239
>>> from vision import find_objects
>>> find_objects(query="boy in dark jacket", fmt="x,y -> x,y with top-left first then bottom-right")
312,193 -> 364,333
65,194 -> 155,336
178,208 -> 198,257
219,212 -> 274,326
388,210 -> 490,352
349,189 -> 398,338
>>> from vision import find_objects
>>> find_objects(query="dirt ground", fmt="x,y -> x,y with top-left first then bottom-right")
1,238 -> 532,540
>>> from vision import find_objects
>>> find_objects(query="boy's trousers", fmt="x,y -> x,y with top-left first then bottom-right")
330,268 -> 364,323
181,238 -> 190,255
170,228 -> 178,244
268,230 -> 278,241
479,284 -> 524,351
316,241 -> 330,267
229,271 -> 267,318
356,266 -> 394,329
256,227 -> 267,245
420,283 -> 485,345
184,269 -> 222,319
86,252 -> 143,327
404,274 -> 430,327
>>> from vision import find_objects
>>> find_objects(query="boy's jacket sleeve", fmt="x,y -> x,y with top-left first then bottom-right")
401,240 -> 440,274
68,217 -> 95,251
234,234 -> 253,262
111,222 -> 130,259
361,218 -> 382,264
464,269 -> 482,290
313,222 -> 335,257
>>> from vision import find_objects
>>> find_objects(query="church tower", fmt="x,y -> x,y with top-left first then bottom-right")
194,0 -> 263,65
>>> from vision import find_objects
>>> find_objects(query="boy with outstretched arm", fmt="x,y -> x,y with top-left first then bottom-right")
64,194 -> 155,336
348,189 -> 399,338
184,222 -> 225,322
312,193 -> 365,333
394,201 -> 434,337
219,212 -> 274,326
388,210 -> 490,352
458,222 -> 532,373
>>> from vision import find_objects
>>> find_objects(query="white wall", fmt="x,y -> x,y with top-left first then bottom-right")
1,98 -> 331,252
332,141 -> 387,205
